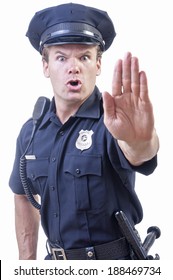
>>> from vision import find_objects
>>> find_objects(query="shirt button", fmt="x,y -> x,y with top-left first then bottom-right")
60,131 -> 64,136
53,213 -> 58,218
50,186 -> 55,191
51,157 -> 56,162
75,168 -> 81,174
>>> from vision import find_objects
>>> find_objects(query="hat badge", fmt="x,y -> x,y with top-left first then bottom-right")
76,130 -> 94,151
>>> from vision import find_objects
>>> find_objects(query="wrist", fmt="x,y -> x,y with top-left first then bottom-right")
117,129 -> 159,166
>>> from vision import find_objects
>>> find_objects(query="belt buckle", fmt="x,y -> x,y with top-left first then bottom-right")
52,247 -> 67,260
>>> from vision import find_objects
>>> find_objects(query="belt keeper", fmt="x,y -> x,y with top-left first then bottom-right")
85,246 -> 96,260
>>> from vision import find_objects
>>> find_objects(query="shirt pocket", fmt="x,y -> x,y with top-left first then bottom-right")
64,154 -> 104,211
26,157 -> 49,195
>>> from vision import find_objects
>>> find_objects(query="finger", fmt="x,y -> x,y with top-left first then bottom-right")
112,59 -> 122,97
102,91 -> 116,119
131,56 -> 140,96
140,71 -> 150,101
122,52 -> 132,93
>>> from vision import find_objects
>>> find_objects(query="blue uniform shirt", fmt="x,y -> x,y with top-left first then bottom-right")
9,86 -> 157,250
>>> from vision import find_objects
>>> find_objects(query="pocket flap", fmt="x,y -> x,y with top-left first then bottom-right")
64,154 -> 102,177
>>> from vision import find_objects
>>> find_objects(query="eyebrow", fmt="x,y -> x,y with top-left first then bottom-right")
54,50 -> 67,55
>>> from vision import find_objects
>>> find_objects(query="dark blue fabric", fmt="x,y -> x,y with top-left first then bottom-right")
9,86 -> 157,250
26,3 -> 116,53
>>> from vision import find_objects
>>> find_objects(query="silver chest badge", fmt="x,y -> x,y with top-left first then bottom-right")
76,130 -> 94,151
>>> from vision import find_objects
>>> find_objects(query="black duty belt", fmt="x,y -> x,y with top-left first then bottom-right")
48,237 -> 130,260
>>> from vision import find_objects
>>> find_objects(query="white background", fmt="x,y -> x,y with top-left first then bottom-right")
0,0 -> 172,260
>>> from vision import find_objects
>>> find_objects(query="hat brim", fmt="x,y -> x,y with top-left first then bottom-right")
42,35 -> 103,52
39,22 -> 105,53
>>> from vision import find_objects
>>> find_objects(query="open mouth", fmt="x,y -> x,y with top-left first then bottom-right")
66,79 -> 82,90
70,80 -> 79,86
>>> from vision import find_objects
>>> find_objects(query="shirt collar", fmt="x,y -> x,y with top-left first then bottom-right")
75,86 -> 102,118
39,86 -> 102,129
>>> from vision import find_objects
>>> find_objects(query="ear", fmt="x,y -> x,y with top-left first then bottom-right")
96,57 -> 101,76
42,59 -> 50,78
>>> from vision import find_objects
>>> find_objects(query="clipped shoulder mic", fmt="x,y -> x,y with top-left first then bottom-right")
32,96 -> 50,126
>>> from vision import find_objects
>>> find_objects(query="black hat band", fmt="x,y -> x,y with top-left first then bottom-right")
40,22 -> 105,52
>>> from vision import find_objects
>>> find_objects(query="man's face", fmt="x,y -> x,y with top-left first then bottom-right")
43,44 -> 101,106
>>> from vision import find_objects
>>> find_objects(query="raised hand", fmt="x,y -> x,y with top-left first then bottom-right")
103,52 -> 159,165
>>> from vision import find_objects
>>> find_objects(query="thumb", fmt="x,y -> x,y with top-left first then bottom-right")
102,91 -> 116,119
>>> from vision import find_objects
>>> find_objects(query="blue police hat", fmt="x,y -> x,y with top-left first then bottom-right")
26,3 -> 116,54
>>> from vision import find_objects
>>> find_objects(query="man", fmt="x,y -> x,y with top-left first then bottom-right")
9,3 -> 159,260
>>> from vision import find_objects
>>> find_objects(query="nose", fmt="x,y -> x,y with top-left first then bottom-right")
68,58 -> 80,74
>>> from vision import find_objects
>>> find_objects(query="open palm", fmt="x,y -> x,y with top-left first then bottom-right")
103,52 -> 154,145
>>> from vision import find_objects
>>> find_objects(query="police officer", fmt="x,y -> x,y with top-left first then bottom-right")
9,3 -> 159,260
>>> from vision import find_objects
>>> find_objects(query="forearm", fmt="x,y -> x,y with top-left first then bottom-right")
117,129 -> 159,166
14,194 -> 40,260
